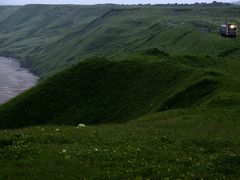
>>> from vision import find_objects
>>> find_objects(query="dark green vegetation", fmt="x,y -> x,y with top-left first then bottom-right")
0,4 -> 240,179
0,54 -> 221,128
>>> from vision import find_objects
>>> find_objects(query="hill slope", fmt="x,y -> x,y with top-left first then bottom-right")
0,51 -> 237,129
0,52 -> 240,178
1,4 -> 240,77
0,6 -> 20,22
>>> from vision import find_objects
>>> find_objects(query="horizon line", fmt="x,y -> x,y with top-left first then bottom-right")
0,1 -> 234,6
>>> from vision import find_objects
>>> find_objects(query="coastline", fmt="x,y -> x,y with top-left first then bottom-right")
0,56 -> 38,104
0,51 -> 38,76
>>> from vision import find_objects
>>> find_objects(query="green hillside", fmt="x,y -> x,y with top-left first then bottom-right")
1,4 -> 240,77
1,4 -> 240,179
0,52 -> 240,179
0,52 -> 240,178
0,50 -> 239,129
0,6 -> 20,22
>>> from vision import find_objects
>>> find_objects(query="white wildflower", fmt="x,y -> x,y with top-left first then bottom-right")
62,149 -> 67,153
56,128 -> 60,131
77,123 -> 86,128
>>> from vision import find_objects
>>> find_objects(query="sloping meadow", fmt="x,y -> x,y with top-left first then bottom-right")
0,52 -> 229,129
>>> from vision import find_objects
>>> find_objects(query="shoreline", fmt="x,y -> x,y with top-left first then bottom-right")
0,51 -> 38,76
0,56 -> 38,104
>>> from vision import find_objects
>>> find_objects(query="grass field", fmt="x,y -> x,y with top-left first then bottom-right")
0,3 -> 240,179
1,109 -> 240,179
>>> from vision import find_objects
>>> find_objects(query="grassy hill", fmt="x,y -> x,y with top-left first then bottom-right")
0,52 -> 240,178
1,4 -> 240,179
1,4 -> 240,77
0,6 -> 20,22
0,50 -> 239,129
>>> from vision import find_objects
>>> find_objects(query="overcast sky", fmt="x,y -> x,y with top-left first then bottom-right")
0,0 -> 228,5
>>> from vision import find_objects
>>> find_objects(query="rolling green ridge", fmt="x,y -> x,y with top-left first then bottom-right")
1,4 -> 240,77
0,51 -> 239,129
1,54 -> 197,128
0,6 -> 20,22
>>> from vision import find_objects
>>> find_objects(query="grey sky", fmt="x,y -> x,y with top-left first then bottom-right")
0,0 -> 227,5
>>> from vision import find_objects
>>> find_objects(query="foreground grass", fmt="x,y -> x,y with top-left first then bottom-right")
0,108 -> 239,179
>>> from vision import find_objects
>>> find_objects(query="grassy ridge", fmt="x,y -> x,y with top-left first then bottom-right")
0,55 -> 192,128
0,51 -> 236,129
1,5 -> 240,77
0,6 -> 20,22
